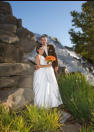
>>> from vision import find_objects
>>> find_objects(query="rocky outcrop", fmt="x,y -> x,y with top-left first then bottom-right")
0,2 -> 12,16
16,27 -> 37,54
0,29 -> 19,44
0,1 -> 37,110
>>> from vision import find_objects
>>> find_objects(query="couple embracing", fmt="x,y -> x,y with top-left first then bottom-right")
33,35 -> 63,108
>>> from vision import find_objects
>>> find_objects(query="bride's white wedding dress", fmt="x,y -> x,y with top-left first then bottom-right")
33,54 -> 63,108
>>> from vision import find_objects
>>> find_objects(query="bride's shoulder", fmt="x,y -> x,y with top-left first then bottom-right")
35,54 -> 40,59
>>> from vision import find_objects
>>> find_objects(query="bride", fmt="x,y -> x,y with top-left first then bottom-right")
33,44 -> 63,108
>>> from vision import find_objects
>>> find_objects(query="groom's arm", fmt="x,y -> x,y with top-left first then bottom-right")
53,48 -> 58,67
49,45 -> 58,67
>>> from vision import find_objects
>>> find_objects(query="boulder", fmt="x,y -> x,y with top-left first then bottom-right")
17,27 -> 34,39
0,63 -> 35,110
0,87 -> 18,102
0,1 -> 12,16
18,75 -> 33,88
0,63 -> 32,77
17,27 -> 37,53
0,77 -> 16,89
0,15 -> 22,28
2,88 -> 34,110
62,123 -> 81,132
0,42 -> 24,63
0,74 -> 34,90
0,2 -> 36,110
0,29 -> 19,44
0,24 -> 17,33
19,38 -> 37,54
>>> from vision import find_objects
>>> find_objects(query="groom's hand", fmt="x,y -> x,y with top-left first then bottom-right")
55,66 -> 58,73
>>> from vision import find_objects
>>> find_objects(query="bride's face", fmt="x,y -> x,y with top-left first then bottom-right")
38,47 -> 44,55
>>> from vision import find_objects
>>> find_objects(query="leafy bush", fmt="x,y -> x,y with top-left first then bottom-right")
80,125 -> 94,132
0,104 -> 30,132
0,104 -> 62,132
22,105 -> 62,132
80,112 -> 94,132
58,72 -> 94,124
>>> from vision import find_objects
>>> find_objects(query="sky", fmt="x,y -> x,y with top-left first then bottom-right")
8,1 -> 84,47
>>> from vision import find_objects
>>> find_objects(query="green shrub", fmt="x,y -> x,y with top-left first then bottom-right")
58,72 -> 94,124
0,104 -> 30,132
90,111 -> 94,129
0,104 -> 14,132
0,104 -> 62,132
22,105 -> 62,132
80,125 -> 94,132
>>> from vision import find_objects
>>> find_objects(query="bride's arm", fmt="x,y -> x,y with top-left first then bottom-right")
35,55 -> 51,68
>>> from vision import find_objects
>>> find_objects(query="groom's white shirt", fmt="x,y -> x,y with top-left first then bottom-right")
43,44 -> 48,56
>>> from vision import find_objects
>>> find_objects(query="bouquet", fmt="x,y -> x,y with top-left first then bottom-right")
45,56 -> 56,64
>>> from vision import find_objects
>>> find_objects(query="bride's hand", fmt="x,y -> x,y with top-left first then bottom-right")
48,63 -> 52,67
35,65 -> 40,70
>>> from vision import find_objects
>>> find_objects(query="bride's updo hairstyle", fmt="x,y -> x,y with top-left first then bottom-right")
36,41 -> 43,54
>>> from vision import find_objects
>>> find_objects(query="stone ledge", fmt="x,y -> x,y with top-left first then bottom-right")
0,24 -> 17,33
0,29 -> 19,44
0,63 -> 34,77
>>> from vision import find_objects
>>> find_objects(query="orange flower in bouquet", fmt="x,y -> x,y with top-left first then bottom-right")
45,56 -> 56,64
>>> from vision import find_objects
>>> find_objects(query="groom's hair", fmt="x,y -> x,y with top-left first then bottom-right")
40,34 -> 47,40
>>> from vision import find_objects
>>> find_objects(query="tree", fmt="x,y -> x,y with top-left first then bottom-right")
69,1 -> 94,64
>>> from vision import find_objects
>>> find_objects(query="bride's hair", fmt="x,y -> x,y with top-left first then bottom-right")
36,43 -> 43,54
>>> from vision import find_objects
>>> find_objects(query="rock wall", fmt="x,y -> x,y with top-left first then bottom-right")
0,1 -> 37,110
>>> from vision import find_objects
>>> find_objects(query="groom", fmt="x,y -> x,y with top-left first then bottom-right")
35,35 -> 59,75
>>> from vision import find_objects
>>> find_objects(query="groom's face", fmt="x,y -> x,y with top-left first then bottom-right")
40,37 -> 47,46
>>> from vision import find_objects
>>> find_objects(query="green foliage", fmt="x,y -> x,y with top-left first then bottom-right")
90,111 -> 94,129
22,105 -> 62,132
0,104 -> 30,132
0,104 -> 62,132
69,1 -> 94,64
80,125 -> 94,132
58,72 -> 94,124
